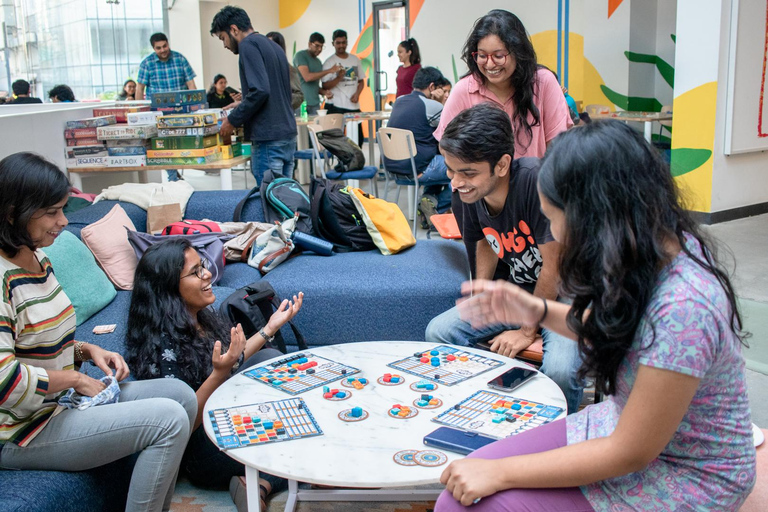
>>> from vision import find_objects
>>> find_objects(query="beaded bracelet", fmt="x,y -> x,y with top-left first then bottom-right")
74,341 -> 89,362
538,298 -> 548,327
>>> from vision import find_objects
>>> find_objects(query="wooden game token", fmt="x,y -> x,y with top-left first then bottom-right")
413,450 -> 448,467
413,397 -> 443,409
323,390 -> 351,401
377,375 -> 405,386
409,381 -> 438,392
338,408 -> 369,422
388,407 -> 418,419
393,449 -> 418,466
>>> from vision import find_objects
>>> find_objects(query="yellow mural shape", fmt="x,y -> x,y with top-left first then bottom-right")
279,0 -> 311,29
671,82 -> 718,213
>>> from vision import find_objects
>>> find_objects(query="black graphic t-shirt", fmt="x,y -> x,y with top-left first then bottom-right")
453,157 -> 553,294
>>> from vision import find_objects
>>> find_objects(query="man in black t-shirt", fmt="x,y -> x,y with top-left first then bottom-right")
425,104 -> 583,413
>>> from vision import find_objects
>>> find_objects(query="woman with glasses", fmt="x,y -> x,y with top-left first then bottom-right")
433,9 -> 572,158
0,152 -> 197,512
126,238 -> 302,510
435,121 -> 756,511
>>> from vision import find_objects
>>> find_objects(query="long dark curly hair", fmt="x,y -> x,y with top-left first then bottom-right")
538,120 -> 745,396
462,10 -> 540,149
126,238 -> 231,390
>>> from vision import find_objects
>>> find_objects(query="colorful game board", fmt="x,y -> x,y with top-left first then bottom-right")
387,346 -> 504,386
208,398 -> 322,449
243,352 -> 361,395
433,390 -> 564,439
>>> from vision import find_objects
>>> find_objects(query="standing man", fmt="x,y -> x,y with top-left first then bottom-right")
136,32 -> 197,182
322,29 -> 365,144
8,80 -> 42,104
425,104 -> 584,414
211,6 -> 297,184
293,33 -> 342,116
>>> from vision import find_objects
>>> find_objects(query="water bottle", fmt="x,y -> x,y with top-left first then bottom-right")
300,100 -> 307,119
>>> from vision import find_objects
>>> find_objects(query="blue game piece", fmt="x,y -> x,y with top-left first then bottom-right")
323,386 -> 330,393
390,408 -> 400,415
358,378 -> 368,384
430,350 -> 439,356
253,417 -> 261,424
511,403 -> 522,410
426,384 -> 436,390
421,394 -> 431,401
416,382 -> 427,389
347,377 -> 355,382
351,407 -> 363,418
431,358 -> 440,367
263,421 -> 274,429
306,369 -> 315,374
417,400 -> 429,407
391,376 -> 400,383
335,392 -> 346,398
288,368 -> 297,374
272,380 -> 283,385
492,417 -> 504,424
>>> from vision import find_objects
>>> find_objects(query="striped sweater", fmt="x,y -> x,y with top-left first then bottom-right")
0,250 -> 76,446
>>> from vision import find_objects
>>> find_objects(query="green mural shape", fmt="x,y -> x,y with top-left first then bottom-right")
601,85 -> 663,112
671,34 -> 676,43
669,148 -> 712,177
624,51 -> 674,88
452,54 -> 459,83
292,41 -> 296,58
357,26 -> 373,53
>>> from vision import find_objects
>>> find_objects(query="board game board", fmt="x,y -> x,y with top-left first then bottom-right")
208,397 -> 322,449
387,346 -> 504,386
243,352 -> 361,395
433,390 -> 564,439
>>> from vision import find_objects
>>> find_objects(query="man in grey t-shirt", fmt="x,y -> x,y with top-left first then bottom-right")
293,32 -> 342,115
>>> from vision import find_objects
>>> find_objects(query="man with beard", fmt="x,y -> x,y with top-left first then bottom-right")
293,32 -> 342,115
211,6 -> 297,185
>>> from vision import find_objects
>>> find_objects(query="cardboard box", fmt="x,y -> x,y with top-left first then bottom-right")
66,137 -> 101,146
97,124 -> 158,140
107,146 -> 148,156
65,145 -> 108,159
157,113 -> 218,129
64,127 -> 99,139
146,153 -> 222,166
126,111 -> 163,125
153,103 -> 207,114
146,146 -> 221,158
66,156 -> 109,168
151,134 -> 220,150
106,139 -> 151,148
150,89 -> 206,107
107,156 -> 146,167
65,116 -> 117,129
220,143 -> 242,160
92,106 -> 150,123
157,126 -> 220,137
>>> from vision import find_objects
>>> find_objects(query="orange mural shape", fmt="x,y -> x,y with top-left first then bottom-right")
608,0 -> 624,19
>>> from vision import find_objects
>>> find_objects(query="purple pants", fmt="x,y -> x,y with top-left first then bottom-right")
435,419 -> 594,512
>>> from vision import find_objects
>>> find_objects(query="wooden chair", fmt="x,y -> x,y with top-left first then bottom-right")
306,124 -> 378,195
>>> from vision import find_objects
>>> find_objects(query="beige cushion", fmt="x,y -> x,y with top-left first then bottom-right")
80,204 -> 138,290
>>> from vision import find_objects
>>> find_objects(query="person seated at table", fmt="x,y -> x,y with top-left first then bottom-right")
118,79 -> 137,101
425,104 -> 583,414
206,74 -> 240,109
125,238 -> 303,510
48,84 -> 76,103
436,120 -> 756,511
385,66 -> 453,226
0,152 -> 197,512
432,76 -> 452,105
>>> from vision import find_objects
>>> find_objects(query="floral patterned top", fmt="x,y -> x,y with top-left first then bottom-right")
567,234 -> 756,511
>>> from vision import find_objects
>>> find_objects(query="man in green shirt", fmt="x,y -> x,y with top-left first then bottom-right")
293,32 -> 343,115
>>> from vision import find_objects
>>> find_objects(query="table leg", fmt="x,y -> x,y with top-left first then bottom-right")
367,119 -> 375,167
220,167 -> 233,190
284,479 -> 299,512
245,466 -> 262,512
138,170 -> 148,184
644,120 -> 653,143
69,172 -> 83,191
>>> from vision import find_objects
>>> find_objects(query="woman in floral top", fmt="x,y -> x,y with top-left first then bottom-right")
126,238 -> 302,509
436,120 -> 756,511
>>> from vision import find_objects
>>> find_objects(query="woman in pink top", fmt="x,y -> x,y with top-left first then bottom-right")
395,38 -> 422,98
434,10 -> 572,158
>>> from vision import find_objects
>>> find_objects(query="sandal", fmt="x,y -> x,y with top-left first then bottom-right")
229,475 -> 270,511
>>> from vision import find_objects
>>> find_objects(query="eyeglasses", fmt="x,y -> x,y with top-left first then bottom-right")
310,42 -> 324,50
471,51 -> 511,66
182,258 -> 210,280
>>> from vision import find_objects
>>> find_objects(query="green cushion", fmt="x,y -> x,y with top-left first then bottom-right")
44,231 -> 116,325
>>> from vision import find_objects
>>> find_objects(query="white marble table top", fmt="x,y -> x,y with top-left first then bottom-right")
203,341 -> 567,488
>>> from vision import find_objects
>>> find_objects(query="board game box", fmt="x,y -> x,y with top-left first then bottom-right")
65,116 -> 116,129
66,156 -> 108,168
146,154 -> 222,166
150,89 -> 206,107
66,137 -> 100,146
157,113 -> 218,129
64,128 -> 99,139
157,126 -> 220,137
107,156 -> 146,167
151,134 -> 220,150
243,353 -> 361,395
153,103 -> 207,114
208,397 -> 322,450
127,111 -> 164,125
107,145 -> 148,156
146,146 -> 221,159
388,345 -> 505,386
97,124 -> 158,140
65,145 -> 108,159
433,390 -> 564,439
106,139 -> 150,148
93,106 -> 150,123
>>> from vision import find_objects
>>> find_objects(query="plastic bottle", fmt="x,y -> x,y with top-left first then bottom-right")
300,100 -> 307,119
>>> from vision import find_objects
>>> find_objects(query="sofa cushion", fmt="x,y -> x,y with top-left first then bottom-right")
43,231 -> 116,326
185,190 -> 265,224
66,200 -> 147,239
218,262 -> 262,288
80,204 -> 139,290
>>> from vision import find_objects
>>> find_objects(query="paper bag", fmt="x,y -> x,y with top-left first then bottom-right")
147,203 -> 182,234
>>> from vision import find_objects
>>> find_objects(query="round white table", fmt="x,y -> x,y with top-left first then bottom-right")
204,341 -> 567,511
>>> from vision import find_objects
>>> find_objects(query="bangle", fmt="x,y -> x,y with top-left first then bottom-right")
74,342 -> 89,362
259,329 -> 275,344
537,298 -> 548,326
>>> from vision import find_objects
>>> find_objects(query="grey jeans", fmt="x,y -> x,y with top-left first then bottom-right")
0,378 -> 197,512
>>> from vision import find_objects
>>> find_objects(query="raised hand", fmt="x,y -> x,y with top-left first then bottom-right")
457,280 -> 542,329
211,324 -> 247,375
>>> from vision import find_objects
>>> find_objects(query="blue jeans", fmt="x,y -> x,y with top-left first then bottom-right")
166,170 -> 180,181
252,137 -> 297,184
399,155 -> 452,212
425,305 -> 584,414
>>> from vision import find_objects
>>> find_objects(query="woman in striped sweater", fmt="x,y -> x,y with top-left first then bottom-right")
0,152 -> 197,512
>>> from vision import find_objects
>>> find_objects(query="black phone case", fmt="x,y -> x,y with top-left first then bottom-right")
423,426 -> 497,455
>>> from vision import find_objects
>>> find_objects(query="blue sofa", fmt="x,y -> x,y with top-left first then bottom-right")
2,189 -> 469,511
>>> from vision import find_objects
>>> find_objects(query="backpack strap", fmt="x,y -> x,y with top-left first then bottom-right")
233,185 -> 260,222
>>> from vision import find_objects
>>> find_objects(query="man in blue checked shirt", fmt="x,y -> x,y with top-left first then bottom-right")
136,32 -> 197,181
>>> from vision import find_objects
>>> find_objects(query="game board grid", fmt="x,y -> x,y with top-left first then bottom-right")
243,353 -> 361,395
387,345 -> 504,386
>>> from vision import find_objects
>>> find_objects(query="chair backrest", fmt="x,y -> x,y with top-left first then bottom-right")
315,114 -> 343,131
377,127 -> 417,161
585,104 -> 611,115
306,124 -> 331,177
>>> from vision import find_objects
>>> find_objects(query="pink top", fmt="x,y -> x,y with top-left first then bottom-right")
396,64 -> 421,97
433,69 -> 573,158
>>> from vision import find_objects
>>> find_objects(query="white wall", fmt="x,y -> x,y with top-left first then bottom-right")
711,0 -> 768,212
655,0 -> 677,108
168,0 -> 205,90
629,0 -> 659,101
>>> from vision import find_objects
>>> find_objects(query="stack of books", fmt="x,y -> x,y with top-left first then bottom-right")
147,113 -> 223,165
151,89 -> 207,114
64,116 -> 115,168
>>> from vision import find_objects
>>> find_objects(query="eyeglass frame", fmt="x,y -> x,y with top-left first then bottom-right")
471,51 -> 511,66
181,257 -> 210,280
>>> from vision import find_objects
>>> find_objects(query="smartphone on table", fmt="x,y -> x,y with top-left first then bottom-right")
487,367 -> 538,392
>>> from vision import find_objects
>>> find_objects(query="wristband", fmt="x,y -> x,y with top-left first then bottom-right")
537,298 -> 548,327
74,342 -> 90,362
259,329 -> 275,344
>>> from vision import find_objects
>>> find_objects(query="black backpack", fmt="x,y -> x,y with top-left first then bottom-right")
260,170 -> 313,234
316,128 -> 366,172
218,281 -> 308,354
309,177 -> 376,252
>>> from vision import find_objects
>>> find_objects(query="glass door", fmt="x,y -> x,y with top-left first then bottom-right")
372,1 -> 408,111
